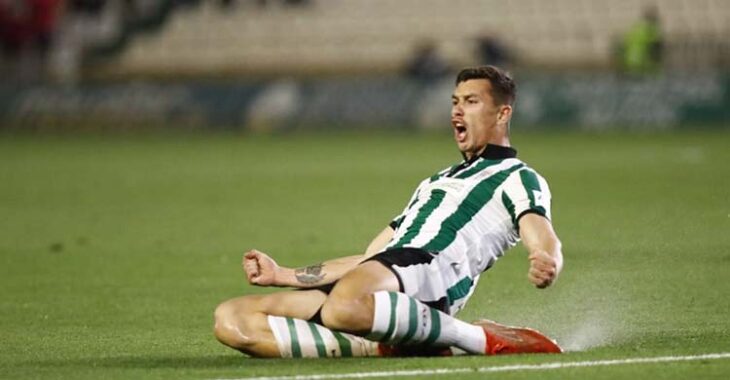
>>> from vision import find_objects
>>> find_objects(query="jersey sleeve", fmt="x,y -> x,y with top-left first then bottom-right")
390,177 -> 430,230
500,167 -> 552,230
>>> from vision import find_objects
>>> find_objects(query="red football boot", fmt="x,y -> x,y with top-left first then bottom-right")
474,319 -> 562,355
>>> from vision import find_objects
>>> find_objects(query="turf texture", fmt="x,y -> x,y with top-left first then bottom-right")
1,130 -> 729,379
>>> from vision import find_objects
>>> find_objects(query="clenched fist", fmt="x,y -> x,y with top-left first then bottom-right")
243,249 -> 280,286
528,250 -> 561,288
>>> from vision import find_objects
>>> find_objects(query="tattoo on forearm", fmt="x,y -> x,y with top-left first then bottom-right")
295,263 -> 325,284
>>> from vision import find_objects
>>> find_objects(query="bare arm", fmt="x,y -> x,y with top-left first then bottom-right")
363,226 -> 395,257
243,226 -> 395,288
518,213 -> 563,288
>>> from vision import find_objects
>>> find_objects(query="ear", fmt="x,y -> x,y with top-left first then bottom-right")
497,105 -> 513,125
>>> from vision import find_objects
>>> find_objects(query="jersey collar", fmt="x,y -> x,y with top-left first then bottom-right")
461,144 -> 518,162
480,144 -> 517,160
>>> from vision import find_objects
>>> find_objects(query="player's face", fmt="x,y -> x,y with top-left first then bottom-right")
451,79 -> 505,159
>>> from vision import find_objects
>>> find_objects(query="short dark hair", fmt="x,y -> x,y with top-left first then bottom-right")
455,66 -> 516,106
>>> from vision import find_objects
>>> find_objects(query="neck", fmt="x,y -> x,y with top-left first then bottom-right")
489,135 -> 511,147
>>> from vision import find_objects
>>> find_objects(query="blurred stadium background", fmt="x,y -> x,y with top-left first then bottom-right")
2,1 -> 730,379
0,0 -> 728,131
2,125 -> 728,379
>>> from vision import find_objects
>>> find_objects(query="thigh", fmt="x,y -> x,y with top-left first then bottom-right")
318,260 -> 400,333
229,288 -> 328,321
367,248 -> 479,315
327,260 -> 400,300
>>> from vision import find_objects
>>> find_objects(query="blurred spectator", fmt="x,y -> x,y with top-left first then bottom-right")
0,1 -> 29,57
404,40 -> 450,83
49,0 -> 121,84
0,0 -> 63,83
475,33 -> 511,68
619,6 -> 663,75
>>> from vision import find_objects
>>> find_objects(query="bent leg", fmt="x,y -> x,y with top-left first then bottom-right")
320,260 -> 400,334
320,260 -> 488,354
214,289 -> 381,358
214,289 -> 326,357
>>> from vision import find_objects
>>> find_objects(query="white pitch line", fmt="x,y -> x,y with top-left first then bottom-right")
211,352 -> 730,380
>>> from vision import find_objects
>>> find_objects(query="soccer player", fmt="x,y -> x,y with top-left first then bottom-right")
214,65 -> 564,358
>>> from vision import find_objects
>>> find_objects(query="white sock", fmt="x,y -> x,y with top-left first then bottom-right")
369,291 -> 486,354
267,316 -> 379,358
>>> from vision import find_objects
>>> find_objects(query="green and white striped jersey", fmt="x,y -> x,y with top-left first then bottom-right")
385,145 -> 551,279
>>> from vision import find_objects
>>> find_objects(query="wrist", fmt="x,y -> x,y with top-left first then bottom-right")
274,267 -> 295,287
553,250 -> 564,274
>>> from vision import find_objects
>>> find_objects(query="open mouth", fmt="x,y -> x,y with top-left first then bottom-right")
453,121 -> 467,142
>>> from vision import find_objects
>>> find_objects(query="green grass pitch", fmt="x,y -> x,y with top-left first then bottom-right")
1,130 -> 729,379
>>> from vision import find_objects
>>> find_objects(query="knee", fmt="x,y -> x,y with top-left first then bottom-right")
320,294 -> 374,334
213,297 -> 259,349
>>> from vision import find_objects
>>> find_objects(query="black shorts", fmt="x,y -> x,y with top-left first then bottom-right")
363,247 -> 435,293
308,247 -> 434,295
